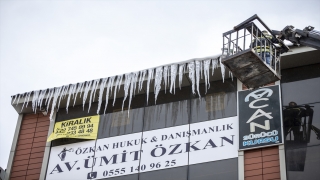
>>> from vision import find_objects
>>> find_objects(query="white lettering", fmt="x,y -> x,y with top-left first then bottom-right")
245,88 -> 273,102
250,120 -> 270,132
249,98 -> 269,109
247,109 -> 273,123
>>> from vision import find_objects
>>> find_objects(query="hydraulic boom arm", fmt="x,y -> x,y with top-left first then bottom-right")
273,25 -> 320,50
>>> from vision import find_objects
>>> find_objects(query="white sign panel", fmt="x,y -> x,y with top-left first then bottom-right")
92,132 -> 143,179
189,116 -> 239,164
140,124 -> 189,172
46,117 -> 239,180
46,140 -> 96,180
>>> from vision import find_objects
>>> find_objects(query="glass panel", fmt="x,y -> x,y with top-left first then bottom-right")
98,108 -> 144,139
100,174 -> 138,180
281,77 -> 320,105
281,63 -> 320,83
281,65 -> 320,180
191,78 -> 237,123
51,137 -> 92,147
97,94 -> 145,139
286,145 -> 320,180
55,102 -> 99,122
188,158 -> 238,180
143,86 -> 191,131
139,166 -> 188,180
283,103 -> 320,147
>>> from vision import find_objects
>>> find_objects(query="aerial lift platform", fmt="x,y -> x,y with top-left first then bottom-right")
221,14 -> 291,89
222,14 -> 320,89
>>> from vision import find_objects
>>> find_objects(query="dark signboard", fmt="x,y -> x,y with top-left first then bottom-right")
238,85 -> 283,150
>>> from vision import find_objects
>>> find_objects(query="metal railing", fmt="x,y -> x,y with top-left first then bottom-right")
222,22 -> 281,76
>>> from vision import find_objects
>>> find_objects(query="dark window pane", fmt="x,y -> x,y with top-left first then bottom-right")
188,158 -> 238,180
144,100 -> 190,131
51,138 -> 92,147
191,79 -> 237,123
98,94 -> 145,138
100,173 -> 138,180
139,166 -> 188,180
143,86 -> 191,131
284,103 -> 320,147
281,77 -> 320,105
281,63 -> 320,83
286,145 -> 320,180
98,108 -> 144,138
55,102 -> 99,122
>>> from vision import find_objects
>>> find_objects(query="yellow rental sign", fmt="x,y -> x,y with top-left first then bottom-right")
47,115 -> 100,142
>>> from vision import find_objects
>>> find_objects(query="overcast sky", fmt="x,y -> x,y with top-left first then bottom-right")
1,0 -> 319,168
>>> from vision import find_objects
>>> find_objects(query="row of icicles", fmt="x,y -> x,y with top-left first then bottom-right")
11,57 -> 232,121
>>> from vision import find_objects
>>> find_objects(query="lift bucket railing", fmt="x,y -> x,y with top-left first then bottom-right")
222,22 -> 281,77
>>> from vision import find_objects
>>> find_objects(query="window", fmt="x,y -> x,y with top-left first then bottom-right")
281,64 -> 320,180
143,86 -> 191,131
191,78 -> 237,123
188,158 -> 238,180
97,94 -> 145,139
139,166 -> 188,180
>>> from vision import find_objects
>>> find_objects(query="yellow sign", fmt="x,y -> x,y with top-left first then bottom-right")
47,115 -> 100,142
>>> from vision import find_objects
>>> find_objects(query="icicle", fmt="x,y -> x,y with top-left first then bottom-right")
79,82 -> 85,98
132,72 -> 139,97
46,88 -> 54,112
38,89 -> 47,110
82,81 -> 92,110
57,85 -> 69,111
12,95 -> 18,104
178,64 -> 185,89
195,61 -> 201,97
138,70 -> 147,92
170,64 -> 177,94
113,75 -> 123,106
15,94 -> 21,106
211,59 -> 219,76
21,92 -> 30,112
103,76 -> 115,114
22,92 -> 32,112
97,78 -> 108,114
73,82 -> 84,107
219,57 -> 226,83
19,93 -> 26,107
163,66 -> 169,93
146,68 -> 154,105
66,84 -> 76,113
49,86 -> 63,121
188,62 -> 196,95
154,67 -> 163,103
229,71 -> 234,81
203,59 -> 211,93
32,90 -> 40,113
92,79 -> 100,102
122,73 -> 133,111
88,79 -> 100,113
200,61 -> 203,80
128,72 -> 139,113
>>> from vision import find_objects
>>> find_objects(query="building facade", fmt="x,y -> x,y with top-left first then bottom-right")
5,46 -> 320,180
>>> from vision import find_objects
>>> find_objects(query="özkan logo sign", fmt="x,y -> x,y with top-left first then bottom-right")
46,117 -> 239,180
238,85 -> 283,150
